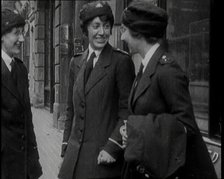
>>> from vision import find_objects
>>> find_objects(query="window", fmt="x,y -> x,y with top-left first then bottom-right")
164,0 -> 220,138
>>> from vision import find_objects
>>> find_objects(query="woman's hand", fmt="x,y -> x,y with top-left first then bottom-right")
97,150 -> 116,164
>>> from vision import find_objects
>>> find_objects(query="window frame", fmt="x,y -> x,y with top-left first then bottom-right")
158,0 -> 221,139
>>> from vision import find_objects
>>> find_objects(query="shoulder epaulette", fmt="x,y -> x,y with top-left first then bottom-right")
113,48 -> 130,56
73,53 -> 82,58
159,55 -> 173,64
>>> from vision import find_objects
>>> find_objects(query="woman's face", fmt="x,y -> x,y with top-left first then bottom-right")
87,16 -> 111,50
120,24 -> 139,55
1,27 -> 24,57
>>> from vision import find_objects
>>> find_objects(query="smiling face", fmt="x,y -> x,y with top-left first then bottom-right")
87,16 -> 111,50
1,27 -> 24,57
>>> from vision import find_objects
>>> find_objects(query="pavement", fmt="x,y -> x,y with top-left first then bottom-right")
32,107 -> 63,179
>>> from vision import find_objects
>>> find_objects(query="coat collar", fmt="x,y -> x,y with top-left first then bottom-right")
75,49 -> 90,100
75,43 -> 112,98
130,46 -> 165,111
85,43 -> 112,95
77,50 -> 88,68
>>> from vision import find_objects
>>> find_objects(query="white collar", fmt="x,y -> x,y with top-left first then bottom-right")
87,44 -> 102,60
1,49 -> 14,71
142,43 -> 160,72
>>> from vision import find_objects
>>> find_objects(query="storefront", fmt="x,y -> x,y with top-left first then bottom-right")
162,0 -> 221,176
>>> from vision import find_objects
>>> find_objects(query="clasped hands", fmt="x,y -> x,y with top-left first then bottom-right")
97,121 -> 128,165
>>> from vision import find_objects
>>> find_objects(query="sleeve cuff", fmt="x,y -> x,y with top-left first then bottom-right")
108,138 -> 124,149
103,139 -> 123,160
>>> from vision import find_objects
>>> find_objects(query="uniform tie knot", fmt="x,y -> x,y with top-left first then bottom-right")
133,63 -> 144,91
10,59 -> 17,86
85,52 -> 96,84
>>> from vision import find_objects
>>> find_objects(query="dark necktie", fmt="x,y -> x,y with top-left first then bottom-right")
10,59 -> 17,86
133,63 -> 144,93
85,52 -> 96,84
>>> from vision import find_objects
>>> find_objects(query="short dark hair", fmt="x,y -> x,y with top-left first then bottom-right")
128,28 -> 160,44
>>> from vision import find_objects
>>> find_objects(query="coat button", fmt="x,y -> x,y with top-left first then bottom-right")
21,146 -> 25,151
81,101 -> 85,107
21,135 -> 25,140
79,138 -> 82,143
80,115 -> 84,120
145,173 -> 149,178
136,165 -> 145,174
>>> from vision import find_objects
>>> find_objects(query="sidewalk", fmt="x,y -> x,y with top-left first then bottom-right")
32,107 -> 63,179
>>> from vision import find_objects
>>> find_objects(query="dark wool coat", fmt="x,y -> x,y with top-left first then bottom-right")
58,43 -> 135,179
122,46 -> 217,179
1,58 -> 42,179
124,113 -> 187,179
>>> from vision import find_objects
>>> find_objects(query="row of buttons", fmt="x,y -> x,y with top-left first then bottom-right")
20,134 -> 26,151
78,101 -> 85,143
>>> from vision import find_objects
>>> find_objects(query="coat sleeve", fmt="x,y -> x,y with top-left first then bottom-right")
125,113 -> 187,178
61,57 -> 76,157
103,54 -> 135,159
24,66 -> 37,147
21,64 -> 41,162
158,63 -> 198,135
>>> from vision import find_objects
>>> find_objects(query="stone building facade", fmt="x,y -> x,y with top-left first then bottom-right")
3,0 -> 130,129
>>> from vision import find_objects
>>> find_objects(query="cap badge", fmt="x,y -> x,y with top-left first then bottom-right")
13,10 -> 19,14
96,3 -> 103,8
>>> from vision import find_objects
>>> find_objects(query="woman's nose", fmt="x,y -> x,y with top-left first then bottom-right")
18,34 -> 24,42
98,26 -> 105,35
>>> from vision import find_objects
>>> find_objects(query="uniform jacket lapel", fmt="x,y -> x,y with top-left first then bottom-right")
128,77 -> 137,114
85,43 -> 111,95
131,46 -> 165,107
1,58 -> 22,103
15,59 -> 27,100
76,50 -> 88,100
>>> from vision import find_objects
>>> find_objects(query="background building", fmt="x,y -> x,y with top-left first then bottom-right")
2,0 -> 221,177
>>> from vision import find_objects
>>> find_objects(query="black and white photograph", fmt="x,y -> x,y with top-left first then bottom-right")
1,0 -> 221,179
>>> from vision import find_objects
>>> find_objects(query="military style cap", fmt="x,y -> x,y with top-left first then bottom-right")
121,1 -> 168,38
79,1 -> 114,28
1,8 -> 26,36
